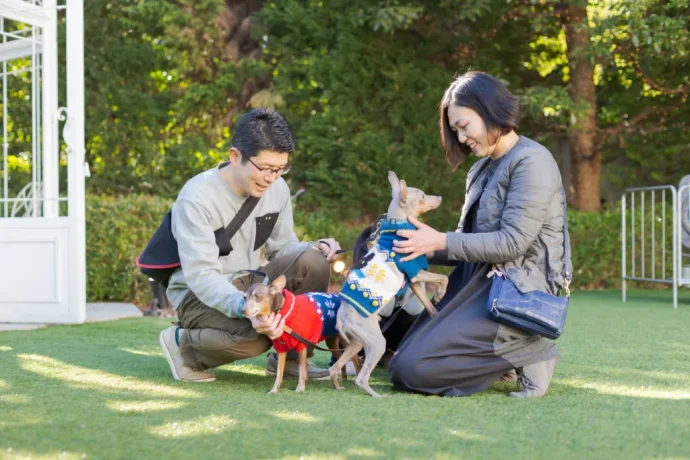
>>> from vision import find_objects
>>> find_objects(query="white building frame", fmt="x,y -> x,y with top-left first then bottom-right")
0,0 -> 86,323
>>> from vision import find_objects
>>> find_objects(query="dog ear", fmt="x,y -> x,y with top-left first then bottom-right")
388,171 -> 400,198
272,290 -> 285,314
271,275 -> 287,293
399,179 -> 408,204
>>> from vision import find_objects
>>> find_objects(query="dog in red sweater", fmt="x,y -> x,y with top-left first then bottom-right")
241,275 -> 361,394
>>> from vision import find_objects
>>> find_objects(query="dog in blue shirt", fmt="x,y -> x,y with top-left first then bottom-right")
332,171 -> 449,397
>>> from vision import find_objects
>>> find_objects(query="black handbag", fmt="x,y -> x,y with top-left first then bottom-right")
487,190 -> 572,340
136,196 -> 260,286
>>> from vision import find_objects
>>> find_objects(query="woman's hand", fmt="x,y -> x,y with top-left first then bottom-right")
250,312 -> 286,340
394,216 -> 447,262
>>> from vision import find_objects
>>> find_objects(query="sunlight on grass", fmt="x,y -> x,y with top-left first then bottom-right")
106,400 -> 187,413
585,366 -> 690,383
224,362 -> 265,376
18,354 -> 202,399
448,429 -> 489,441
0,416 -> 45,428
119,347 -> 162,358
148,415 -> 236,439
0,345 -> 13,352
281,456 -> 346,460
2,448 -> 86,459
271,410 -> 323,423
0,378 -> 8,390
389,437 -> 423,447
0,394 -> 30,404
347,447 -> 384,457
564,378 -> 690,400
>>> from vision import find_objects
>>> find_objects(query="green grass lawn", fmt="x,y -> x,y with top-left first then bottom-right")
1,290 -> 689,459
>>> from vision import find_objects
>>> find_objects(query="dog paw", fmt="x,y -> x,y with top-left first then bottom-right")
426,305 -> 439,318
432,291 -> 446,305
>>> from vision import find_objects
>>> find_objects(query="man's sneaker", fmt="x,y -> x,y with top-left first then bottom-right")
159,326 -> 216,383
265,352 -> 330,380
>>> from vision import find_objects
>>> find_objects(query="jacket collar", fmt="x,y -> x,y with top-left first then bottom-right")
457,145 -> 519,231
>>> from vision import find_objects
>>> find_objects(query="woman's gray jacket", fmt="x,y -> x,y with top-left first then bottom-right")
442,136 -> 573,296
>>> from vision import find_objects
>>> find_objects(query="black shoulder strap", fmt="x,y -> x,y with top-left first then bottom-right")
562,187 -> 573,295
226,196 -> 260,240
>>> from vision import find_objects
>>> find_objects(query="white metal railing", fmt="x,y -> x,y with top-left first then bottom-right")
679,184 -> 690,290
621,185 -> 679,308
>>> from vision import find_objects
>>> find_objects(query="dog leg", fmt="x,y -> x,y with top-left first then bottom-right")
355,332 -> 387,398
326,336 -> 348,381
409,282 -> 439,318
352,354 -> 362,375
295,347 -> 308,392
411,270 -> 449,304
328,339 -> 362,390
268,352 -> 287,394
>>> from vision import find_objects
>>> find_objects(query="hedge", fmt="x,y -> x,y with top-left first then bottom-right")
86,194 -> 629,306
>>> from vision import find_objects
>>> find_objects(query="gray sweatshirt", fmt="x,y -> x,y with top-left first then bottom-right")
166,164 -> 310,317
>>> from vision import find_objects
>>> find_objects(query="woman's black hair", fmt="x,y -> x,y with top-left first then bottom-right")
439,71 -> 520,170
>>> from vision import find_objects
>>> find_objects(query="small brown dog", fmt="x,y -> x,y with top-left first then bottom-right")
241,275 -> 361,394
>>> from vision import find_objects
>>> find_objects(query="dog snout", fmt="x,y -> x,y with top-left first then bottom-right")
422,195 -> 442,212
242,301 -> 260,318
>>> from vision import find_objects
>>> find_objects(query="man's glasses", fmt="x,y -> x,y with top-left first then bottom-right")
242,153 -> 291,177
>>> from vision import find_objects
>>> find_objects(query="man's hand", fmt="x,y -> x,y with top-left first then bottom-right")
315,237 -> 341,262
250,313 -> 286,340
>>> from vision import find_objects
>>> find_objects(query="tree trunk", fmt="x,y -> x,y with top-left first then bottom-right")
217,0 -> 267,125
563,0 -> 600,212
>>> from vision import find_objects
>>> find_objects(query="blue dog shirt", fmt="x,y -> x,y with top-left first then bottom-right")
340,219 -> 428,317
306,292 -> 341,337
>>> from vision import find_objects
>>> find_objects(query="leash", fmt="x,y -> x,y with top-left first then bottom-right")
275,242 -> 354,280
231,269 -> 270,285
283,325 -> 343,353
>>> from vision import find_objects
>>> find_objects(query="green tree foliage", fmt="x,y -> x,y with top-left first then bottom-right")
3,0 -> 689,219
518,0 -> 690,209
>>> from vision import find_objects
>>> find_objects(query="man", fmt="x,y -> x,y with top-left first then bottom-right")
159,108 -> 341,382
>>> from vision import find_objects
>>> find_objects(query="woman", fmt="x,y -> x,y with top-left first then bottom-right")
387,71 -> 571,398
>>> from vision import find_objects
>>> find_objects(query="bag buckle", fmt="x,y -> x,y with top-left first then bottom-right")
487,264 -> 503,279
564,271 -> 572,298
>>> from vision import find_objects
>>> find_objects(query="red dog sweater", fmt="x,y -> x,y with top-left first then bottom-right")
272,289 -> 324,353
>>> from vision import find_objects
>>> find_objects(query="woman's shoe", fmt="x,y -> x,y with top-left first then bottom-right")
509,357 -> 559,399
